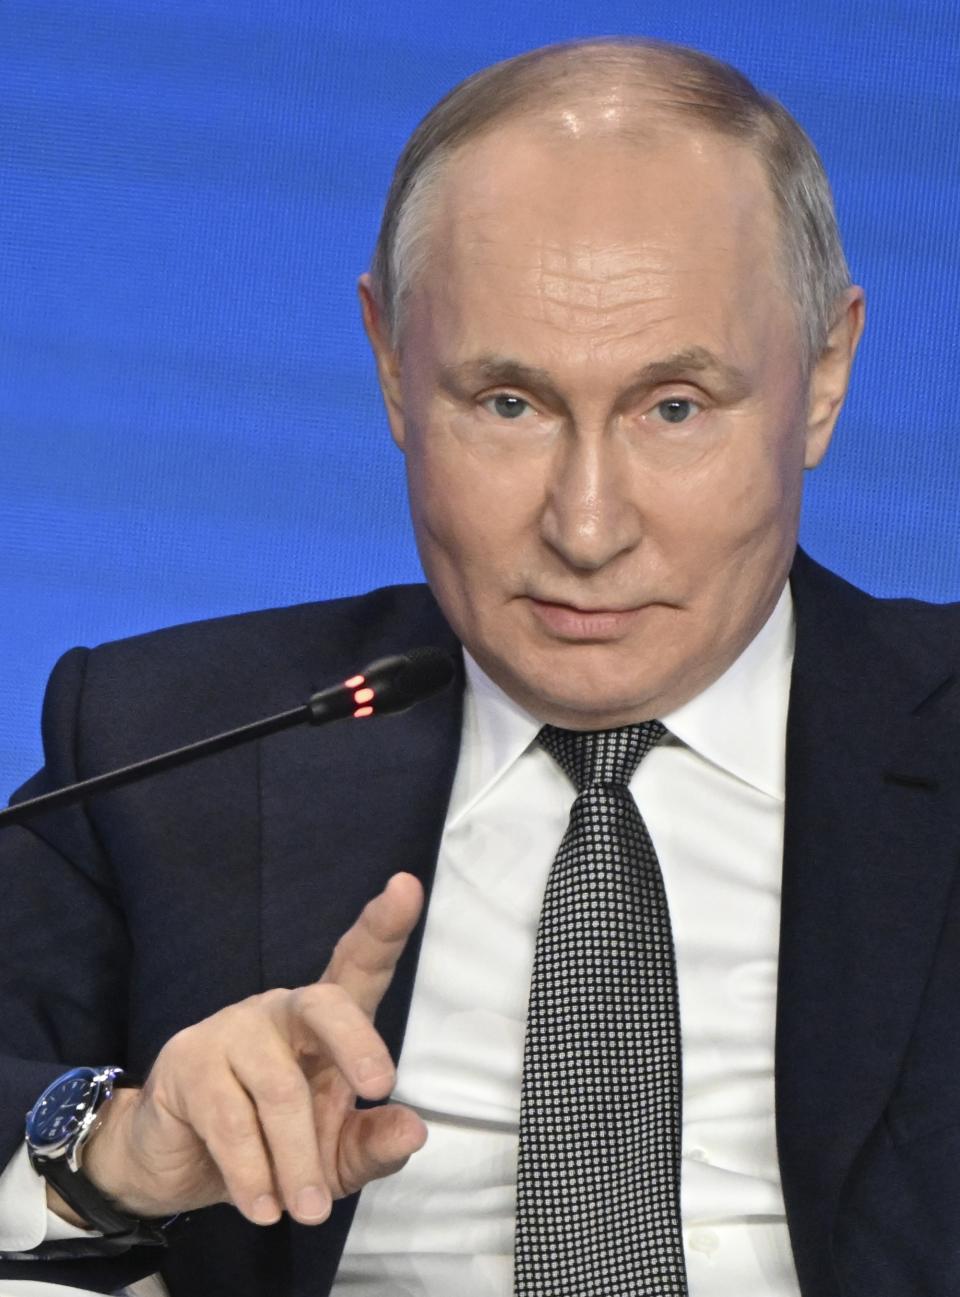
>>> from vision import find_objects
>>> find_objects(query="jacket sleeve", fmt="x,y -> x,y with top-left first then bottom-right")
0,647 -> 165,1289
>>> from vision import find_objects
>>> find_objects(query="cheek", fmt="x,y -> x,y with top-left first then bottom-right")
404,442 -> 538,594
680,410 -> 806,536
408,426 -> 544,537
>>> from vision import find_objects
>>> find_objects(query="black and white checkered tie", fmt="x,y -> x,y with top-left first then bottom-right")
514,722 -> 688,1296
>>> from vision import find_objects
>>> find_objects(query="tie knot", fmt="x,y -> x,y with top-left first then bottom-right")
537,720 -> 667,792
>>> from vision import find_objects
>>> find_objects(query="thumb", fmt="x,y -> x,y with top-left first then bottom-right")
336,1103 -> 428,1197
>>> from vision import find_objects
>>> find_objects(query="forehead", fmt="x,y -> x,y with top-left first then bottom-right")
407,117 -> 797,369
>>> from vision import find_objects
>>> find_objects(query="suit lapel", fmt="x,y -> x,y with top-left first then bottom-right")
257,594 -> 464,1058
777,552 -> 960,1294
254,589 -> 463,1296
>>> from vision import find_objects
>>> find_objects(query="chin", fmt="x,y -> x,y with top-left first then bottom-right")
505,659 -> 666,728
464,609 -> 672,721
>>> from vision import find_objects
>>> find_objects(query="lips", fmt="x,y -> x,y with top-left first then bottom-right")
527,597 -> 645,639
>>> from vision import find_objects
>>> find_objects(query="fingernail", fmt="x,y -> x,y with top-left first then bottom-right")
251,1193 -> 281,1225
355,1054 -> 392,1084
296,1186 -> 329,1221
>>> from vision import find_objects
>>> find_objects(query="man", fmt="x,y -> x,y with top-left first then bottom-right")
1,35 -> 958,1297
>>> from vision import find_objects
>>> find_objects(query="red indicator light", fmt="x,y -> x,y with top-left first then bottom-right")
353,706 -> 374,719
344,674 -> 365,689
353,687 -> 375,705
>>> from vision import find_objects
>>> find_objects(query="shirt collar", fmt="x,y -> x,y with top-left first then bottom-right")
659,584 -> 794,801
445,652 -> 543,828
447,582 -> 795,825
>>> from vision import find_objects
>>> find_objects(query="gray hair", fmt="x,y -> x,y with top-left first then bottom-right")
369,38 -> 851,361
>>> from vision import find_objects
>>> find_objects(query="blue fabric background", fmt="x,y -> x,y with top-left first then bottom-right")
1,0 -> 958,794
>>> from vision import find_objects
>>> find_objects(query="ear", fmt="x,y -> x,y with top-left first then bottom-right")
804,286 -> 866,468
358,273 -> 407,450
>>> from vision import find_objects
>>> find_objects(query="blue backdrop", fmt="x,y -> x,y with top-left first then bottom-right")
2,0 -> 958,795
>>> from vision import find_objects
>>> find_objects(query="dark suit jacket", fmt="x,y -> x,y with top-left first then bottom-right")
1,549 -> 959,1296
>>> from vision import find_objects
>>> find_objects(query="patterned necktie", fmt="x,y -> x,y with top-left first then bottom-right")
514,722 -> 688,1296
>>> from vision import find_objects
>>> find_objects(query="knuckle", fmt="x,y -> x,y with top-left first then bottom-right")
219,989 -> 288,1030
334,923 -> 375,972
297,982 -> 350,1017
160,1024 -> 197,1062
207,1103 -> 260,1147
257,986 -> 293,1012
252,1068 -> 308,1111
219,1000 -> 258,1032
326,929 -> 366,978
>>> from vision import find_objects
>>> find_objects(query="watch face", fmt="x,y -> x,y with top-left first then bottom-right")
26,1068 -> 99,1154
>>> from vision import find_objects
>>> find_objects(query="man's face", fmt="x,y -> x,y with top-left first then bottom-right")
363,116 -> 859,727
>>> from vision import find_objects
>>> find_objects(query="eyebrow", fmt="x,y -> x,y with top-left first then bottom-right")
439,347 -> 752,407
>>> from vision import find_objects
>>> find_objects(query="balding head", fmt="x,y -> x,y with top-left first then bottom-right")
358,37 -> 864,729
370,38 -> 850,363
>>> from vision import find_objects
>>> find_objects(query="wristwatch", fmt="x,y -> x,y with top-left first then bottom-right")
25,1065 -> 167,1252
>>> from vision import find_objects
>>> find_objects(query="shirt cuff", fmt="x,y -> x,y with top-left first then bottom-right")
0,1142 -> 101,1252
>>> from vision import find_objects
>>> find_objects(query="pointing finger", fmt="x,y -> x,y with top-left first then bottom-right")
291,982 -> 396,1099
320,872 -> 424,1017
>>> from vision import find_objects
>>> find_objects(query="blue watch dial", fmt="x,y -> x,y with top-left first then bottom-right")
27,1068 -> 100,1153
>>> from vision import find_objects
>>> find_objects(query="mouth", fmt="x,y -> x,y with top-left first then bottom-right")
526,596 -> 648,640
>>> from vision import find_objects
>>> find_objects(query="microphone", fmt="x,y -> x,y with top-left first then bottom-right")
0,647 -> 455,830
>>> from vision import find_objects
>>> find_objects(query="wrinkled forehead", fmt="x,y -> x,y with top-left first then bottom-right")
442,115 -> 779,275
405,117 -> 795,363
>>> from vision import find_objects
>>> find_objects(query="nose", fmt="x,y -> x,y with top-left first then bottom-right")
539,430 -> 643,572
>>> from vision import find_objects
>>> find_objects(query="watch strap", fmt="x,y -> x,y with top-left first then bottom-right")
33,1150 -> 168,1250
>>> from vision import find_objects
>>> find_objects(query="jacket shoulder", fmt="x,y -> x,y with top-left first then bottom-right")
46,585 -> 458,768
790,549 -> 960,706
792,549 -> 960,636
90,583 -> 449,673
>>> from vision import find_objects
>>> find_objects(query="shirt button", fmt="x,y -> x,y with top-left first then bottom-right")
687,1146 -> 707,1161
688,1228 -> 720,1256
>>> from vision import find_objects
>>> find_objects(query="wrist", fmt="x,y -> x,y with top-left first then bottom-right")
78,1085 -> 150,1215
45,1182 -> 90,1230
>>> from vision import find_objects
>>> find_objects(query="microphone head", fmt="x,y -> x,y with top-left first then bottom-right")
360,647 -> 456,716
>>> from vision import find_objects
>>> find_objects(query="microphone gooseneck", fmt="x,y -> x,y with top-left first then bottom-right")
0,647 -> 456,830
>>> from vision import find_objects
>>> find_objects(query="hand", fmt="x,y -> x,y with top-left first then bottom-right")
73,872 -> 427,1227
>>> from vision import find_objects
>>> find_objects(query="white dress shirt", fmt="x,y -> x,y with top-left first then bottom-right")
334,583 -> 800,1295
0,584 -> 800,1297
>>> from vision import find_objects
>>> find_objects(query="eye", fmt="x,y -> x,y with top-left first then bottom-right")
654,397 -> 701,425
482,394 -> 532,420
